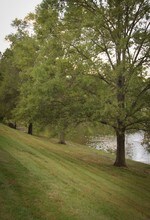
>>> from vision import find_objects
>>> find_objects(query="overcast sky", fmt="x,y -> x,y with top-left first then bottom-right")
0,0 -> 42,53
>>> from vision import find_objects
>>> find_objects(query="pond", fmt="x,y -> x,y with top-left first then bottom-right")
88,131 -> 150,164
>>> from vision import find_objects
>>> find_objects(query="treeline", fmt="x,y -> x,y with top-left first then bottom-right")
0,0 -> 150,167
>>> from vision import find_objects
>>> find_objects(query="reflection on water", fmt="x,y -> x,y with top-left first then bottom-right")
126,132 -> 150,164
88,131 -> 150,164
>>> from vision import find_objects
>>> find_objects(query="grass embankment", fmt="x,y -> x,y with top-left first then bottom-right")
0,124 -> 150,220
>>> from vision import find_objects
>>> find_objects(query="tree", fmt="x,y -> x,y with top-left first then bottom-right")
63,0 -> 150,166
7,2 -> 74,140
0,48 -> 21,125
8,17 -> 39,133
12,0 -> 100,143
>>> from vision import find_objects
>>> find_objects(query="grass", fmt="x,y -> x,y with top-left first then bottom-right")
0,124 -> 150,220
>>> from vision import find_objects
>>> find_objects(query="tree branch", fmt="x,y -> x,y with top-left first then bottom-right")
132,22 -> 150,64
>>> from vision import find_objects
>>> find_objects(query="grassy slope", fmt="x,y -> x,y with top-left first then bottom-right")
0,124 -> 150,220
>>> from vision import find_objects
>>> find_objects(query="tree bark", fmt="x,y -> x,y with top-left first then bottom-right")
14,122 -> 17,129
114,72 -> 127,167
58,131 -> 66,144
114,129 -> 127,167
28,123 -> 33,135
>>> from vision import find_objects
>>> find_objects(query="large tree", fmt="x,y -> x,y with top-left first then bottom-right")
14,0 -> 103,143
12,1 -> 83,142
62,0 -> 150,166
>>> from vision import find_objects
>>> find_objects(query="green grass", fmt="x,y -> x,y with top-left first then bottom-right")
0,124 -> 150,220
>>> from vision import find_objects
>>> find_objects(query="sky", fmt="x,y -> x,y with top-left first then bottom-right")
0,0 -> 42,53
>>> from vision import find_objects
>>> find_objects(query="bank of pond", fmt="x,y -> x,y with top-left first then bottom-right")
88,131 -> 150,165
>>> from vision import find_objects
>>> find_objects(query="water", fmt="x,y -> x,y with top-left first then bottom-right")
88,131 -> 150,164
126,132 -> 150,164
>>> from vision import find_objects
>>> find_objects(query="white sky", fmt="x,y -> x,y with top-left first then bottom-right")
0,0 -> 42,53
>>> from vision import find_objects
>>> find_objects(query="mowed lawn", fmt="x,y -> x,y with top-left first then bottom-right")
0,124 -> 150,220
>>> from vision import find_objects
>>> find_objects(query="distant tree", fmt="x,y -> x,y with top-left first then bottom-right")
0,49 -> 20,125
8,17 -> 39,133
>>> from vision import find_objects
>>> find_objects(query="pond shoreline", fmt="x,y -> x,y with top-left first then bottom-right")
88,131 -> 150,164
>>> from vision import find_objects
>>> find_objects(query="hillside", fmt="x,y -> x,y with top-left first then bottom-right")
0,124 -> 150,220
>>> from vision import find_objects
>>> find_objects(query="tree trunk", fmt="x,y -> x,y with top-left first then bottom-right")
114,72 -> 127,167
14,122 -> 17,129
28,123 -> 33,135
58,131 -> 66,144
8,122 -> 16,129
114,130 -> 127,167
